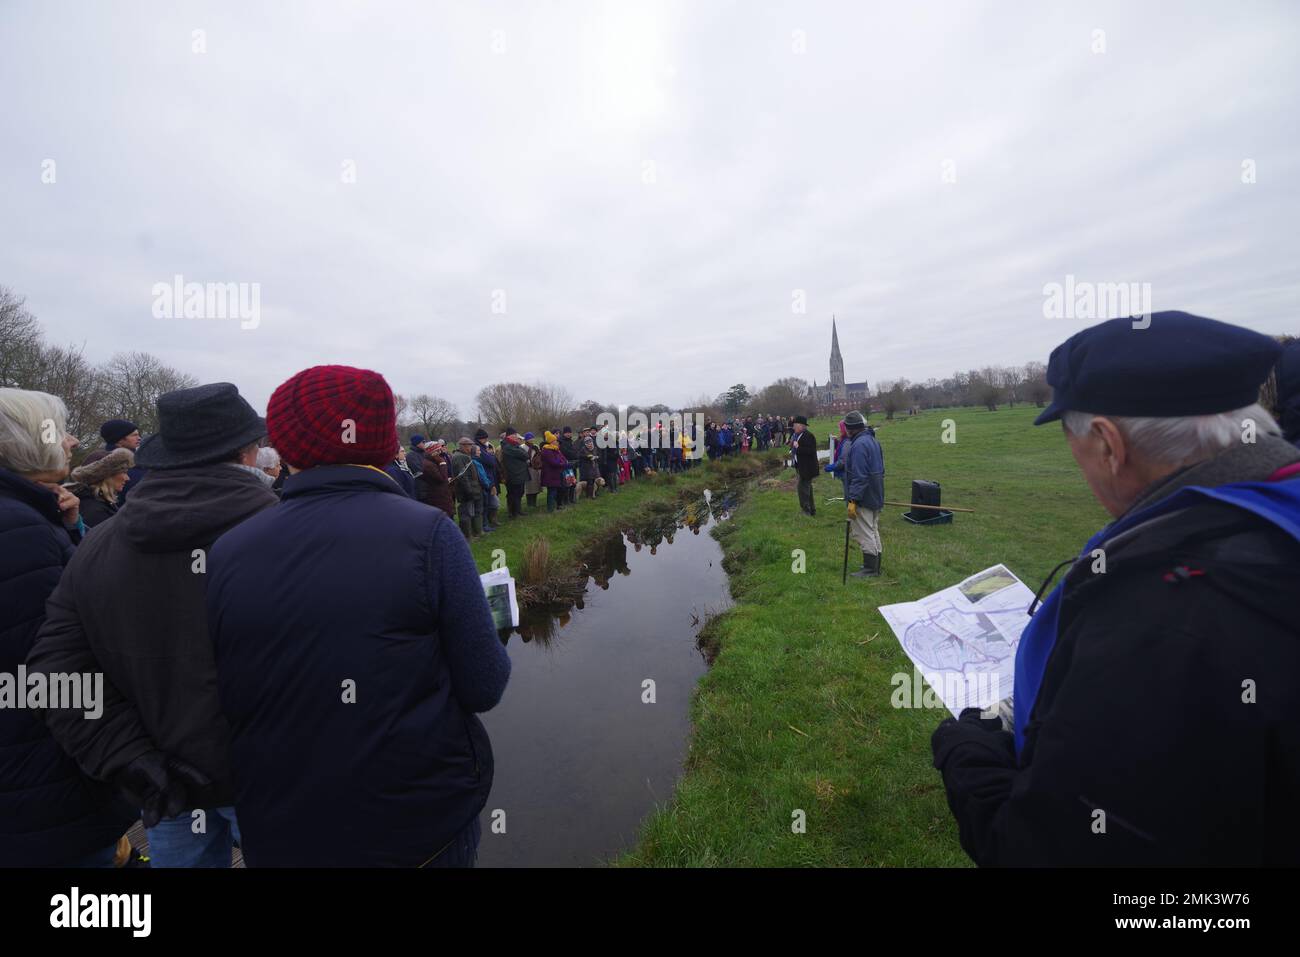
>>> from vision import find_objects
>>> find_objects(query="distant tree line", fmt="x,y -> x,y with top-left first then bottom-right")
1,285 -> 198,458
871,363 -> 1051,418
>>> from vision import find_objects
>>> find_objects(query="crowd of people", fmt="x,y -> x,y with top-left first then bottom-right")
1,368 -> 511,868
3,312 -> 1298,869
390,414 -> 796,539
0,365 -> 805,868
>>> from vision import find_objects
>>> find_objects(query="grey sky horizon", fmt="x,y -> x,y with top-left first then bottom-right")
3,0 -> 1298,418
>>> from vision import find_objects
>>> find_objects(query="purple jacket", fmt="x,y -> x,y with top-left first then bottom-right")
540,448 -> 569,488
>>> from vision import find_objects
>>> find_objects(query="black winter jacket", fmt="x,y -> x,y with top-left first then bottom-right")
933,437 -> 1300,865
792,430 -> 820,480
27,464 -> 278,810
72,486 -> 118,528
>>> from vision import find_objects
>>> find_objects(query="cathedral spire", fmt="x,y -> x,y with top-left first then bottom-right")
829,316 -> 845,388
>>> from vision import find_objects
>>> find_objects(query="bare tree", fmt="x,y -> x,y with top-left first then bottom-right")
1023,361 -> 1051,407
29,342 -> 106,449
99,351 -> 199,435
0,286 -> 45,388
876,380 -> 908,420
974,367 -> 1005,411
1000,365 -> 1025,407
476,382 -> 577,434
685,393 -> 723,421
409,393 -> 459,438
572,399 -> 605,425
534,383 -> 576,427
392,392 -> 410,431
751,379 -> 814,417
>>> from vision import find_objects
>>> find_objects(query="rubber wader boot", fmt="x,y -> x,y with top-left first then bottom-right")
471,514 -> 483,537
850,552 -> 881,578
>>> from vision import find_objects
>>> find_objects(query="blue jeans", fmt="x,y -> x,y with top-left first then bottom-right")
421,817 -> 480,868
146,806 -> 240,868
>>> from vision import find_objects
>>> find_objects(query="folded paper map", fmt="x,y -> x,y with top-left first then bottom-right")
878,564 -> 1035,719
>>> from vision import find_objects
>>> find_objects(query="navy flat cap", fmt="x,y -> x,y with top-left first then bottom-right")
1034,311 -> 1283,425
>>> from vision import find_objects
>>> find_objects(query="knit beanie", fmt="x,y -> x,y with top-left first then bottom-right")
99,419 -> 138,446
267,365 -> 398,469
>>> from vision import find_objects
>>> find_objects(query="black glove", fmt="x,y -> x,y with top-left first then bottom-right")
115,751 -> 213,828
931,706 -> 1011,772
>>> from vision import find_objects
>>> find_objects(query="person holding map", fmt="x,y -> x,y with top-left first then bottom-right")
931,312 -> 1300,866
832,410 -> 885,578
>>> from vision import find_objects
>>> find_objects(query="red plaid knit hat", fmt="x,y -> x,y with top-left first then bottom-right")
267,365 -> 398,469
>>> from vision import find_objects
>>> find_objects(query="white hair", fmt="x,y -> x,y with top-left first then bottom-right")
1062,403 -> 1280,469
256,446 -> 281,470
0,387 -> 70,475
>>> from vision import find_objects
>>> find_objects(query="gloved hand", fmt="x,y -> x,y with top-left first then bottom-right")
932,706 -> 1013,771
114,751 -> 212,828
823,462 -> 835,472
847,502 -> 857,519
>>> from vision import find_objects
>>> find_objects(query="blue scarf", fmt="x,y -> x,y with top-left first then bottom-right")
1013,476 -> 1300,758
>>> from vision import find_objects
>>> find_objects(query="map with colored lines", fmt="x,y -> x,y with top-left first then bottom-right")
878,565 -> 1035,717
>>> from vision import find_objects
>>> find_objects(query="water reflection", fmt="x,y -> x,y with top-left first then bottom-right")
479,486 -> 737,867
505,487 -> 732,649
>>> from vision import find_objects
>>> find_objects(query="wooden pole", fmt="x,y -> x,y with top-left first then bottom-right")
883,500 -> 975,514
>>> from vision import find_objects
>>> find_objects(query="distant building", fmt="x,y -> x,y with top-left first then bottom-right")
809,318 -> 870,413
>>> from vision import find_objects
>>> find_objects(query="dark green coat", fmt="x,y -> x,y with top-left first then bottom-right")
500,442 -> 531,485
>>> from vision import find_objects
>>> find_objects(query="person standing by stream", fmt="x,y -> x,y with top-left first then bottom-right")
206,364 -> 510,867
539,431 -> 570,512
474,430 -> 501,531
500,428 -> 530,519
450,438 -> 482,539
791,415 -> 820,517
523,432 -> 543,508
558,427 -> 579,505
576,426 -> 600,498
831,410 -> 885,578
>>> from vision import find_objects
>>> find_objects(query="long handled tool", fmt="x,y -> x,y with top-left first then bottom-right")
842,518 -> 851,585
882,500 -> 975,514
825,496 -> 975,514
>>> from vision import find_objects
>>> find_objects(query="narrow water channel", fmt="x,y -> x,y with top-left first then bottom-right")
476,488 -> 737,867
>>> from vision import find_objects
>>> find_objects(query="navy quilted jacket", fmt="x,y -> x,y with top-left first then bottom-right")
0,468 -> 132,866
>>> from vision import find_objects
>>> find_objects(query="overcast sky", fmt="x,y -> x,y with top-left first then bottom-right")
3,0 -> 1298,416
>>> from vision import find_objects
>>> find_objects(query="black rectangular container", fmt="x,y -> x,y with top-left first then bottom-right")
909,480 -> 942,522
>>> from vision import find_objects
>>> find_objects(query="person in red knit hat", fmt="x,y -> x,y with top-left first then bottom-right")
266,364 -> 399,470
206,365 -> 511,867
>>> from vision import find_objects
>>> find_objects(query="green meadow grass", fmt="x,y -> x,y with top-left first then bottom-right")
623,405 -> 1110,867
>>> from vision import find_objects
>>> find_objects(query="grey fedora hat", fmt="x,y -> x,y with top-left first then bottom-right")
134,382 -> 266,469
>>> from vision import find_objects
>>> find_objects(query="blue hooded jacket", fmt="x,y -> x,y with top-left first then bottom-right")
832,427 -> 885,511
